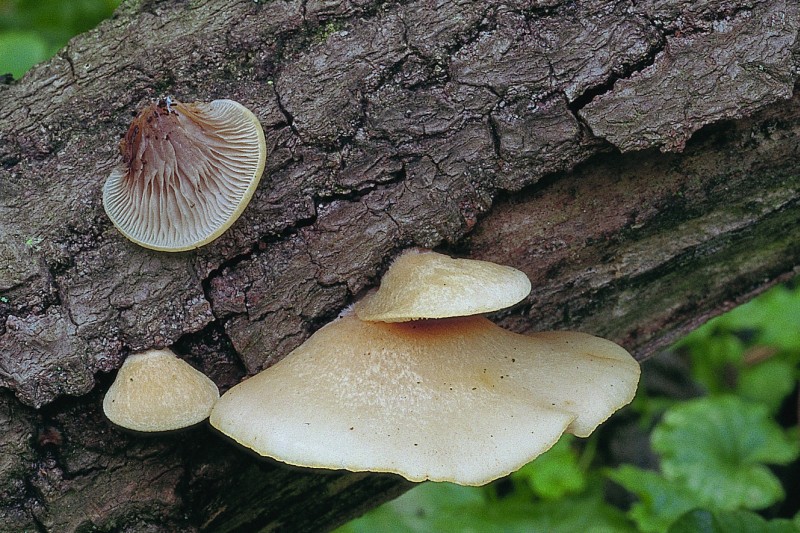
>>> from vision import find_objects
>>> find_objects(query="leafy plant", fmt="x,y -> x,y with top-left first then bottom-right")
677,283 -> 800,413
509,434 -> 587,501
0,0 -> 120,78
605,466 -> 700,533
337,471 -> 635,533
667,509 -> 798,533
608,395 -> 799,531
651,395 -> 798,510
0,30 -> 47,78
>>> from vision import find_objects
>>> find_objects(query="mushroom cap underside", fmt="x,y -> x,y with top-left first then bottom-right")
355,250 -> 532,322
103,348 -> 220,432
209,315 -> 639,485
103,99 -> 266,251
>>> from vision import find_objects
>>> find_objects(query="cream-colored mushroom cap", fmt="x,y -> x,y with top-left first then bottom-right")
103,348 -> 220,432
103,99 -> 267,251
209,314 -> 639,485
354,250 -> 532,322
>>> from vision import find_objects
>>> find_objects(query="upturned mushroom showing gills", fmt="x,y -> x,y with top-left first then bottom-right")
103,99 -> 267,251
209,313 -> 639,486
354,249 -> 532,322
103,348 -> 220,432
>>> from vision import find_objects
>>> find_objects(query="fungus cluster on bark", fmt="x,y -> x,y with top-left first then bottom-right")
99,101 -> 638,486
209,250 -> 640,486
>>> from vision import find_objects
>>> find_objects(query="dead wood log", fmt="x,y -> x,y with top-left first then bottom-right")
0,0 -> 798,530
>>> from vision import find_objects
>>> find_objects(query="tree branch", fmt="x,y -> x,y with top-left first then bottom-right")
0,0 -> 798,530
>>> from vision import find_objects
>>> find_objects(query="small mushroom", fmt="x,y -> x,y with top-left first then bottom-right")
355,249 -> 532,322
103,348 -> 219,432
209,313 -> 639,486
103,99 -> 267,251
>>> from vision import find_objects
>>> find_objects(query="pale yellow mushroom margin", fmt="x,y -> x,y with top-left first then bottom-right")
103,99 -> 267,252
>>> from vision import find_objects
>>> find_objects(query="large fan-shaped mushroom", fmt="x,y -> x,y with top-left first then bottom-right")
210,313 -> 640,485
103,99 -> 267,251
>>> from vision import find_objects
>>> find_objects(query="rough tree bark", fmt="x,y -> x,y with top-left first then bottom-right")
0,0 -> 798,530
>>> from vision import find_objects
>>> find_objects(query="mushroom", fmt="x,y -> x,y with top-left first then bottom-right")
103,98 -> 267,251
354,249 -> 532,322
209,312 -> 639,486
103,348 -> 220,432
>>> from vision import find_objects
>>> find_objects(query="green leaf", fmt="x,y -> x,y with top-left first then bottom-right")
737,358 -> 797,413
0,0 -> 121,78
335,483 -> 484,533
488,489 -> 635,533
0,30 -> 48,78
678,283 -> 800,403
629,393 -> 680,427
652,395 -> 799,510
337,479 -> 635,533
606,466 -> 701,533
667,508 -> 799,533
510,435 -> 586,500
684,333 -> 745,394
717,284 -> 800,352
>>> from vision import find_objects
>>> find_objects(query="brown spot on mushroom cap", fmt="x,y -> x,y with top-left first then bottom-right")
103,348 -> 220,432
355,249 -> 532,322
209,314 -> 639,485
103,99 -> 266,251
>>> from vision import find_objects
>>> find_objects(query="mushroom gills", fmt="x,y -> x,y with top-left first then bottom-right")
103,99 -> 267,251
